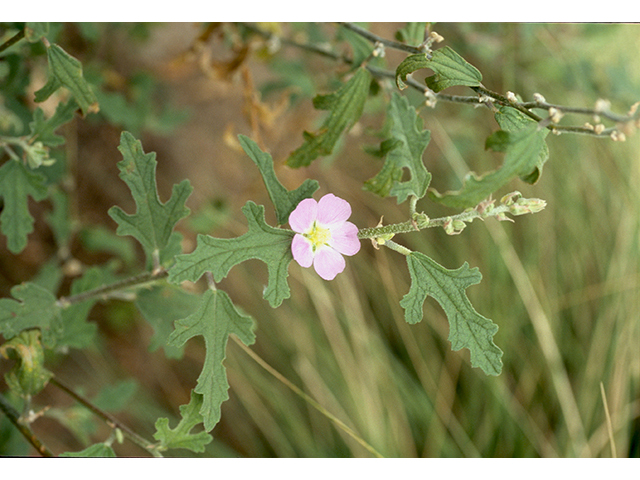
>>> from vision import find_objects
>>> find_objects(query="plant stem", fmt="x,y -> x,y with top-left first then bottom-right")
338,22 -> 425,55
49,376 -> 162,457
56,268 -> 169,307
0,28 -> 25,54
232,336 -> 384,458
0,392 -> 54,457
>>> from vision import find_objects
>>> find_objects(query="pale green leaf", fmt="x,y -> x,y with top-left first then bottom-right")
238,134 -> 319,225
107,132 -> 193,265
169,201 -> 294,308
29,98 -> 77,147
153,390 -> 213,452
396,46 -> 482,92
400,252 -> 503,376
33,44 -> 99,116
428,124 -> 549,209
494,106 -> 549,184
286,67 -> 371,167
0,283 -> 61,345
395,22 -> 427,46
0,160 -> 48,253
168,290 -> 255,432
60,443 -> 116,457
24,22 -> 49,43
364,92 -> 431,203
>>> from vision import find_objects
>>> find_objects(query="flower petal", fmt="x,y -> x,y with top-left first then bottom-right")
316,194 -> 352,227
313,247 -> 345,281
291,234 -> 314,267
289,198 -> 318,233
328,221 -> 361,256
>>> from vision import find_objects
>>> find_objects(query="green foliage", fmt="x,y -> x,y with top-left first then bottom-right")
286,67 -> 371,167
34,44 -> 99,116
238,135 -> 319,226
400,252 -> 503,376
169,202 -> 295,308
0,330 -> 53,397
60,443 -> 116,457
108,132 -> 193,266
395,46 -> 482,92
0,283 -> 61,347
364,92 -> 432,203
0,160 -> 48,253
167,290 -> 256,431
153,390 -> 213,452
28,99 -> 77,148
429,123 -> 549,209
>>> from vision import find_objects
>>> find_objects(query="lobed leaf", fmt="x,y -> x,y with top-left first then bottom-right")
0,282 -> 61,347
167,290 -> 256,432
364,92 -> 432,203
0,160 -> 49,254
108,132 -> 193,265
154,390 -> 213,452
169,201 -> 295,308
428,123 -> 549,209
400,252 -> 503,376
34,44 -> 99,116
286,67 -> 371,167
28,98 -> 78,147
238,135 -> 319,225
60,444 -> 116,458
395,46 -> 482,92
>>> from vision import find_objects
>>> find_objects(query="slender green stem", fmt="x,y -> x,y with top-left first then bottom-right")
232,336 -> 384,458
49,376 -> 162,457
0,392 -> 54,457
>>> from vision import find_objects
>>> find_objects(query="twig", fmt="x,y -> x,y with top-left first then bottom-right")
49,376 -> 162,457
0,28 -> 25,54
56,268 -> 168,308
0,392 -> 54,457
337,22 -> 425,55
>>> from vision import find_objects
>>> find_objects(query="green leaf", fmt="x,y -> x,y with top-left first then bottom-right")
238,135 -> 319,225
395,22 -> 427,46
0,160 -> 48,254
169,201 -> 294,308
29,99 -> 77,147
34,44 -> 99,116
60,443 -> 116,458
108,132 -> 193,265
494,106 -> 549,184
396,46 -> 482,92
168,290 -> 255,432
154,390 -> 213,452
24,23 -> 49,43
135,284 -> 200,359
286,67 -> 371,167
338,24 -> 375,69
0,330 -> 53,397
364,92 -> 432,203
400,252 -> 503,376
428,124 -> 549,209
0,283 -> 60,345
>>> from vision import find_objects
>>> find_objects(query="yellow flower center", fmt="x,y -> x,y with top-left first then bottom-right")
304,221 -> 332,252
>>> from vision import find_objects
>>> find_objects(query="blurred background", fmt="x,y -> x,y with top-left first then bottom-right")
0,23 -> 638,457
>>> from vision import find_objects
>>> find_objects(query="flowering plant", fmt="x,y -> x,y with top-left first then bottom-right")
0,22 -> 637,458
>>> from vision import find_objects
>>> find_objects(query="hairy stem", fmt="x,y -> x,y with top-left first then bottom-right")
56,268 -> 168,307
0,392 -> 54,457
49,376 -> 161,457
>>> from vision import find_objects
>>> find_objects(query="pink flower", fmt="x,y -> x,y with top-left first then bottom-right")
289,194 -> 361,280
